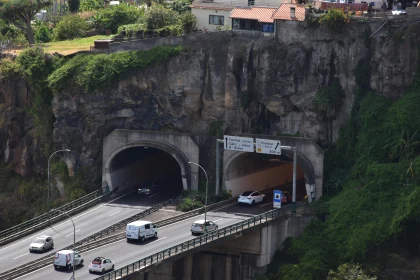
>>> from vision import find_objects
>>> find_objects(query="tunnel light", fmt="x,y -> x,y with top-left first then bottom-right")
144,147 -> 149,149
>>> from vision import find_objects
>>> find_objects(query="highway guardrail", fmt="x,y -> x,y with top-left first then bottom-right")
0,185 -> 111,247
95,203 -> 328,280
0,195 -> 237,280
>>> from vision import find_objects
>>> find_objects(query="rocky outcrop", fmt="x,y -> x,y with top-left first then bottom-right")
1,18 -> 420,178
52,21 -> 419,171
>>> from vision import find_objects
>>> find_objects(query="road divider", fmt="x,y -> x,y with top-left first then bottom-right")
96,203 -> 328,280
0,196 -> 237,280
0,185 -> 111,247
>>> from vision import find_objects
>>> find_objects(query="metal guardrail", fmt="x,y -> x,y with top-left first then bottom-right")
0,185 -> 111,246
0,196 -> 237,280
95,203 -> 328,280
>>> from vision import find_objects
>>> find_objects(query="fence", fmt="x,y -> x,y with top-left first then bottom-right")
0,185 -> 110,246
0,196 -> 237,280
95,203 -> 328,280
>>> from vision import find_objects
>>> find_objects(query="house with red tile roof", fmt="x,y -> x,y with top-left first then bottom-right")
230,7 -> 277,32
190,0 -> 284,32
271,2 -> 306,22
227,0 -> 306,33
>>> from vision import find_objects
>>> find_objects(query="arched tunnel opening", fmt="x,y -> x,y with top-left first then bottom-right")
108,147 -> 184,197
224,152 -> 307,201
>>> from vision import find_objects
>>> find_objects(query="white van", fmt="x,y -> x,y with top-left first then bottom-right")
53,250 -> 84,270
126,220 -> 158,242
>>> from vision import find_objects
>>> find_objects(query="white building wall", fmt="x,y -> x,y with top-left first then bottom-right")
192,8 -> 233,31
254,0 -> 283,7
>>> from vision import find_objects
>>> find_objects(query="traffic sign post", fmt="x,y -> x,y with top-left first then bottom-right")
273,190 -> 282,208
217,136 -> 298,209
224,135 -> 254,152
256,138 -> 281,155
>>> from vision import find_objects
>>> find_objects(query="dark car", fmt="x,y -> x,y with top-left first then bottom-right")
137,180 -> 161,195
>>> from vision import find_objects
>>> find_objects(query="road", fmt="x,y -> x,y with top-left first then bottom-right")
0,190 -> 175,274
19,196 -> 276,280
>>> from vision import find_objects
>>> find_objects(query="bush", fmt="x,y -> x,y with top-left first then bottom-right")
93,4 -> 143,34
0,20 -> 27,47
166,0 -> 192,14
34,22 -> 52,43
319,8 -> 350,32
142,4 -> 178,30
80,0 -> 103,11
117,23 -> 147,37
327,263 -> 377,280
177,197 -> 203,212
179,12 -> 196,34
48,45 -> 183,92
53,15 -> 90,41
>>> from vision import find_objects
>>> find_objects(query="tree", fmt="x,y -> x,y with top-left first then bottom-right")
143,4 -> 178,30
327,263 -> 377,280
0,0 -> 53,44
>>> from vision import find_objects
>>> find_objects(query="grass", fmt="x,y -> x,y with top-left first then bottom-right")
41,35 -> 110,55
4,35 -> 111,56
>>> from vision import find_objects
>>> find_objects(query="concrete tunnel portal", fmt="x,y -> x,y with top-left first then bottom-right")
224,151 -> 315,202
102,130 -> 322,201
106,146 -> 186,195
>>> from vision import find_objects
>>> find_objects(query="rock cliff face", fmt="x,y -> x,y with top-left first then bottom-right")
2,18 -> 420,177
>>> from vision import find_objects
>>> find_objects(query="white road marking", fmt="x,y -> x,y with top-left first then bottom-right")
213,218 -> 224,222
260,202 -> 272,207
13,253 -> 29,260
159,202 -> 236,229
150,237 -> 167,243
109,210 -> 122,216
65,229 -> 80,237
149,192 -> 160,198
0,191 -> 135,252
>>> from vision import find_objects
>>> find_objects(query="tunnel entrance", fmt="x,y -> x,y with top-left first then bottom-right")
224,152 -> 307,201
108,146 -> 184,196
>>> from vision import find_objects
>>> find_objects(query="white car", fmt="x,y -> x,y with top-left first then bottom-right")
238,191 -> 266,205
89,257 -> 115,274
191,220 -> 218,235
29,235 -> 54,253
392,9 -> 407,15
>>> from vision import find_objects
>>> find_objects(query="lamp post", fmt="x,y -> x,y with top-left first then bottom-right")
188,161 -> 208,234
50,208 -> 76,280
48,149 -> 71,212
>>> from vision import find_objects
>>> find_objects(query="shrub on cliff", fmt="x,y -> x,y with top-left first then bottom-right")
53,15 -> 90,41
92,4 -> 144,33
319,9 -> 350,32
48,45 -> 183,92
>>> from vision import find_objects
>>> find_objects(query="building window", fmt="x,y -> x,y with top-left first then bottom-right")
262,23 -> 274,33
290,7 -> 296,18
209,15 -> 224,25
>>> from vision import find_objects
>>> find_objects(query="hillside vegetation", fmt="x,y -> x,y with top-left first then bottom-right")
259,63 -> 420,279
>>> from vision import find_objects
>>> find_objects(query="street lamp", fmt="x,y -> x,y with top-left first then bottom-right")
48,149 -> 71,212
188,161 -> 208,235
50,208 -> 76,280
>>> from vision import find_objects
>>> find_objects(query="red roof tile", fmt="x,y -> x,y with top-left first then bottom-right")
230,7 -> 278,23
271,3 -> 306,21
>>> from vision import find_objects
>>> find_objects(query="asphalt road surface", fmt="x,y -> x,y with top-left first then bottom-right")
19,197 -> 276,280
0,190 -> 174,274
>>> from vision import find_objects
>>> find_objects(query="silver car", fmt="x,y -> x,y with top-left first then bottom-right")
29,235 -> 54,253
191,220 -> 218,235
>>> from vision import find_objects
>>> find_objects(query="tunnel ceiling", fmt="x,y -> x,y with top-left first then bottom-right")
226,152 -> 292,173
109,147 -> 179,173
